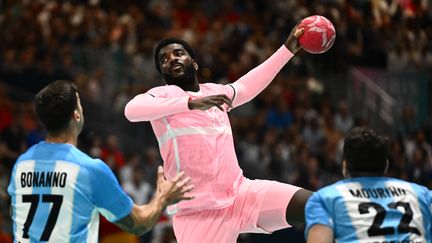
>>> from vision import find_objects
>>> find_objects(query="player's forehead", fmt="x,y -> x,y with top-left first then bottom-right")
158,43 -> 188,57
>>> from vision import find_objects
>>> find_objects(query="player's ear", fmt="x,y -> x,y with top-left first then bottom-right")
384,160 -> 389,174
74,109 -> 81,122
193,60 -> 198,70
73,93 -> 82,122
342,160 -> 348,177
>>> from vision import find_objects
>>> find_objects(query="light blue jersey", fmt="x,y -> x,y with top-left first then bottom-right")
305,177 -> 432,243
7,141 -> 133,243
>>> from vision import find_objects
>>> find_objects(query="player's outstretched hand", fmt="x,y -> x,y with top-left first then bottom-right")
155,166 -> 194,206
188,94 -> 233,111
284,23 -> 305,54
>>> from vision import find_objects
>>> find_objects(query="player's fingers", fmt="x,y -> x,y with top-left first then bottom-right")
180,195 -> 195,201
212,96 -> 232,109
156,166 -> 165,183
294,28 -> 305,38
177,177 -> 192,189
218,96 -> 233,108
206,99 -> 224,111
215,104 -> 224,111
173,171 -> 186,182
181,185 -> 194,194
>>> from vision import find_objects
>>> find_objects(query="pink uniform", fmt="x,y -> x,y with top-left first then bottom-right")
125,45 -> 300,242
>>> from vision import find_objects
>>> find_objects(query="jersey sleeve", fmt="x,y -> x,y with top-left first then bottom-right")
305,191 -> 334,236
428,190 -> 432,238
88,160 -> 133,222
230,45 -> 293,108
124,87 -> 190,121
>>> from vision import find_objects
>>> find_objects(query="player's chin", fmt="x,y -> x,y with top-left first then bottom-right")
171,71 -> 186,78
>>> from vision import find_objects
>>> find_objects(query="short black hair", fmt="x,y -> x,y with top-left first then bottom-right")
35,80 -> 78,133
343,127 -> 389,175
153,38 -> 196,73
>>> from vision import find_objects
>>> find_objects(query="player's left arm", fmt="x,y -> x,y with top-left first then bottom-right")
229,26 -> 304,108
307,224 -> 333,243
113,167 -> 193,235
89,160 -> 189,235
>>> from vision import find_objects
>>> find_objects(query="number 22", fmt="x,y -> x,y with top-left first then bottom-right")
22,194 -> 63,241
358,201 -> 421,237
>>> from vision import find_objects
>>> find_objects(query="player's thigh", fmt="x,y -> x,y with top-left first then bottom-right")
172,209 -> 238,243
234,179 -> 302,233
255,180 -> 304,232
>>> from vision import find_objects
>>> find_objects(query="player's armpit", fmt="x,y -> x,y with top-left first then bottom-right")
307,224 -> 333,243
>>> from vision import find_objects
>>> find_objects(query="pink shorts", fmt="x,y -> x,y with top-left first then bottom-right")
172,177 -> 301,243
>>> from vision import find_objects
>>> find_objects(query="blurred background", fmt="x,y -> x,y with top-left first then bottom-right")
0,0 -> 431,242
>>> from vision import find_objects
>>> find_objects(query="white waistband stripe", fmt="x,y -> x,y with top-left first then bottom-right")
157,125 -> 232,146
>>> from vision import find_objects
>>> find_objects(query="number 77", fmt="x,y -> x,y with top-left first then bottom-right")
22,194 -> 63,241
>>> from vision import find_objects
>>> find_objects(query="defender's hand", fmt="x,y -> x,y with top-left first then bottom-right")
155,166 -> 194,206
188,94 -> 233,111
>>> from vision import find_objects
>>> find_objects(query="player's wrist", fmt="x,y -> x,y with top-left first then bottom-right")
187,98 -> 195,110
154,193 -> 169,209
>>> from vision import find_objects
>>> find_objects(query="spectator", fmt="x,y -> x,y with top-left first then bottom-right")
334,101 -> 354,134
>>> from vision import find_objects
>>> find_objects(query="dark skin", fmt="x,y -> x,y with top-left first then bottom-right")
157,26 -> 312,226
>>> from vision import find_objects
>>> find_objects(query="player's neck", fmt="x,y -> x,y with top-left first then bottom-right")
184,84 -> 199,92
349,172 -> 385,178
181,78 -> 200,92
45,131 -> 78,146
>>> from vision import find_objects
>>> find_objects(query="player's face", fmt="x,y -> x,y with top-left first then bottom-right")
158,43 -> 197,88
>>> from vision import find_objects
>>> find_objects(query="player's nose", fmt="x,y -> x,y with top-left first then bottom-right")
168,52 -> 178,62
169,55 -> 180,65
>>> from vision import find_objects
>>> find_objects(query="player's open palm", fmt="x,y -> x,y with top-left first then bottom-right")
188,94 -> 233,111
155,166 -> 194,205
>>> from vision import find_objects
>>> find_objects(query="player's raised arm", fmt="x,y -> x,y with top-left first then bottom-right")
228,26 -> 304,108
114,166 -> 194,235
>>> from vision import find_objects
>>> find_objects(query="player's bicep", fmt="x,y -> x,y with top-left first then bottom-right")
222,84 -> 239,110
89,161 -> 133,222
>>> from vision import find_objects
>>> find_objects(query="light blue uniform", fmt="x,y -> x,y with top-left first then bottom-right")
305,177 -> 432,243
7,141 -> 133,243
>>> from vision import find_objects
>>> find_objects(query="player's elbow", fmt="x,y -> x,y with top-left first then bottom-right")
118,224 -> 149,236
124,103 -> 144,122
114,213 -> 150,236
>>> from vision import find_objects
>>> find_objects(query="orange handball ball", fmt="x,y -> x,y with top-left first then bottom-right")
298,15 -> 336,54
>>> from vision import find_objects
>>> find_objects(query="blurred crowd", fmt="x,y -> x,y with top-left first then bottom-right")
1,0 -> 432,242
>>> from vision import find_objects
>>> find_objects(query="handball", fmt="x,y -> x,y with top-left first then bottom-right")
298,15 -> 336,54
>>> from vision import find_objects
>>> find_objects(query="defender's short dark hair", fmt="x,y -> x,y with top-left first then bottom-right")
343,127 -> 389,174
153,38 -> 196,73
35,80 -> 78,133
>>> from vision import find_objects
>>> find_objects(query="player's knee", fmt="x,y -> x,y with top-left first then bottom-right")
285,189 -> 313,226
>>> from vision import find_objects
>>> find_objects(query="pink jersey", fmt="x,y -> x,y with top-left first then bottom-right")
124,45 -> 293,215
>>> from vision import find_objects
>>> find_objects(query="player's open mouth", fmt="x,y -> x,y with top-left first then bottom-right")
170,63 -> 184,71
